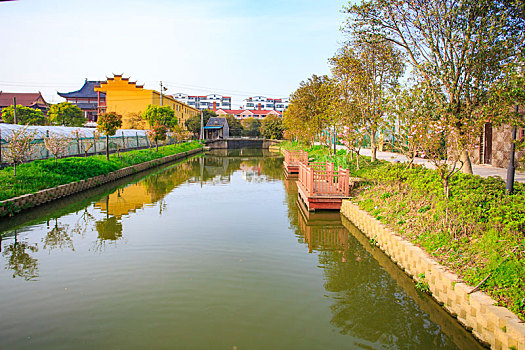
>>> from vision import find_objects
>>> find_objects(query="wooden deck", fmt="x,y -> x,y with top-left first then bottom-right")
283,150 -> 308,177
297,161 -> 349,211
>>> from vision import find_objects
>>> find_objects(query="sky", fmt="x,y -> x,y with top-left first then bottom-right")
0,0 -> 349,107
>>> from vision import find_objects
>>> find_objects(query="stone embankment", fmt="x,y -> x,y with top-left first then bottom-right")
340,200 -> 525,350
0,148 -> 203,217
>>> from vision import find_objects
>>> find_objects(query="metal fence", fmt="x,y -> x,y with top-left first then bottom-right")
0,124 -> 180,165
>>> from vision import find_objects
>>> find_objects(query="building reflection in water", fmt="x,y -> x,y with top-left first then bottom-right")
1,150 -> 284,280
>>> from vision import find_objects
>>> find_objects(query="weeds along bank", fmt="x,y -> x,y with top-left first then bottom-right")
0,141 -> 203,202
281,141 -> 525,321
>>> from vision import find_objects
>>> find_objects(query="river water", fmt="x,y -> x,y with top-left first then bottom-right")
0,149 -> 482,349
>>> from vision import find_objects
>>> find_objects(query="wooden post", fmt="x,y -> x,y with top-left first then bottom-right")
136,132 -> 139,148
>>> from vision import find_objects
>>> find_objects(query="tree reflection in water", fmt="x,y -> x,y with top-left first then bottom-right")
291,186 -> 457,349
2,231 -> 39,281
42,218 -> 74,252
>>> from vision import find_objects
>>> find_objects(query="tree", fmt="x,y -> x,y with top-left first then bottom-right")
171,124 -> 192,143
261,115 -> 284,139
417,117 -> 464,198
4,125 -> 37,176
44,132 -> 72,164
97,112 -> 122,161
283,75 -> 333,145
329,36 -> 404,161
83,130 -> 100,157
345,0 -> 525,172
387,82 -> 438,168
141,104 -> 177,130
147,123 -> 168,151
126,112 -> 146,129
185,109 -> 216,138
1,105 -> 46,125
242,118 -> 261,137
226,115 -> 243,136
48,102 -> 84,126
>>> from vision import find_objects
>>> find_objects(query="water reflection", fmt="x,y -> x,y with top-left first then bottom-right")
42,219 -> 74,252
1,150 -> 285,278
2,231 -> 39,281
194,149 -> 283,185
287,178 -> 482,349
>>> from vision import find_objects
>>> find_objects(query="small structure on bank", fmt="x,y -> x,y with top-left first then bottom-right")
297,160 -> 350,211
204,117 -> 229,140
283,149 -> 308,178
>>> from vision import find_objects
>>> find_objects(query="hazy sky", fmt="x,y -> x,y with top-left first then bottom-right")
0,0 -> 348,107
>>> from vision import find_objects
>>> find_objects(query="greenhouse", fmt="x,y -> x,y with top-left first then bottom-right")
0,123 -> 176,164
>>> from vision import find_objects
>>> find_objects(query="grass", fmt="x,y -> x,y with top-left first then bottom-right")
281,141 -> 525,321
0,141 -> 203,201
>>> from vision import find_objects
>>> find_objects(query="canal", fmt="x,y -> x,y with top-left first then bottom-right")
0,149 -> 482,349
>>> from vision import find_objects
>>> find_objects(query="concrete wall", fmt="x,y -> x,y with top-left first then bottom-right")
340,200 -> 525,350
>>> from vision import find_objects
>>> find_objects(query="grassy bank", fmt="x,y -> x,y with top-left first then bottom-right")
281,141 -> 525,320
0,141 -> 203,202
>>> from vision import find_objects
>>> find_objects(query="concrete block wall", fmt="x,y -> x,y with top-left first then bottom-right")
341,200 -> 525,350
0,148 -> 203,217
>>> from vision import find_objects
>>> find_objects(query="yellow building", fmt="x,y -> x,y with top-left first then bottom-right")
94,74 -> 199,130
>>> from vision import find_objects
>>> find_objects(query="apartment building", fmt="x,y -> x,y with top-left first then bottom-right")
172,93 -> 232,111
242,96 -> 289,112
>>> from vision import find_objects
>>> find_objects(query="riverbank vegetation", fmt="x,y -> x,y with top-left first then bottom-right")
281,141 -> 524,320
0,141 -> 203,202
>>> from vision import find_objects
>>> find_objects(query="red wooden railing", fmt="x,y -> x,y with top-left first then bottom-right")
283,149 -> 308,166
298,161 -> 349,197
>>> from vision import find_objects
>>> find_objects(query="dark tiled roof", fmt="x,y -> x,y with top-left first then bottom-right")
206,117 -> 228,127
74,102 -> 98,110
58,80 -> 106,99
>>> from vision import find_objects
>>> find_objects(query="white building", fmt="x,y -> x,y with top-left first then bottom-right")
242,96 -> 289,112
172,93 -> 231,111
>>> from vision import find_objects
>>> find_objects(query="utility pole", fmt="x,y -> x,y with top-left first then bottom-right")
13,97 -> 17,124
160,81 -> 163,106
200,110 -> 204,140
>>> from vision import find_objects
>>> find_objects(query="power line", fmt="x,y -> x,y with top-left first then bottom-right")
0,79 -> 290,99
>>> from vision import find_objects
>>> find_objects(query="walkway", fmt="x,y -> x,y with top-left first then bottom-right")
354,148 -> 525,183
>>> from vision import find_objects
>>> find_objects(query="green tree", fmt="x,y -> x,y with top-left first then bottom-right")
345,0 -> 525,172
185,109 -> 216,138
387,82 -> 439,168
329,38 -> 404,161
1,105 -> 46,125
97,112 -> 122,161
141,104 -> 177,130
242,118 -> 261,137
226,115 -> 243,136
283,75 -> 333,145
48,102 -> 84,126
261,115 -> 284,139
